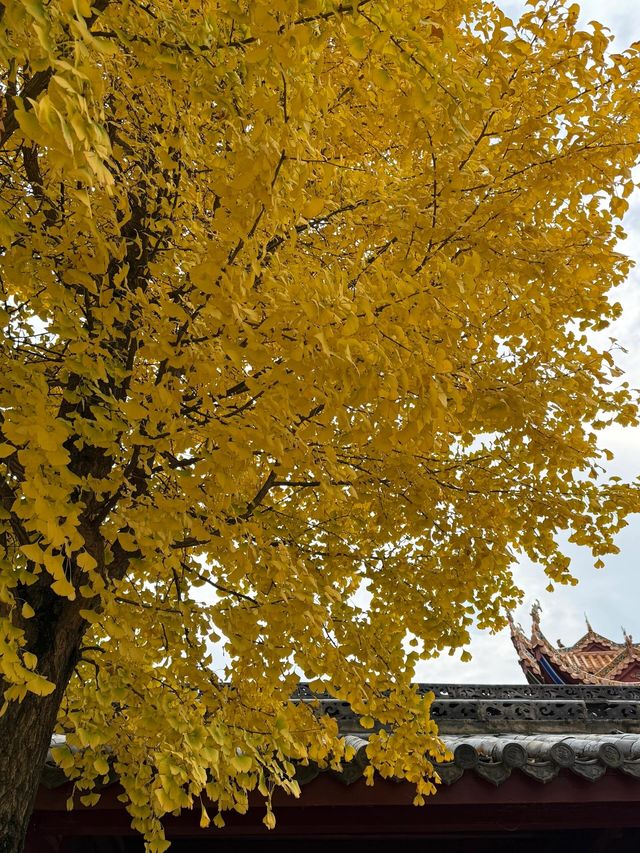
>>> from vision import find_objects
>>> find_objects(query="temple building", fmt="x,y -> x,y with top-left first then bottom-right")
26,607 -> 640,851
509,603 -> 640,685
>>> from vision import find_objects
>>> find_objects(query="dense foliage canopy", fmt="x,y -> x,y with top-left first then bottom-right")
1,0 -> 639,849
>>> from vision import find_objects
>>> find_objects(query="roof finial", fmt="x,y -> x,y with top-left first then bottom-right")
507,610 -> 527,639
584,612 -> 593,633
530,600 -> 541,628
623,626 -> 634,650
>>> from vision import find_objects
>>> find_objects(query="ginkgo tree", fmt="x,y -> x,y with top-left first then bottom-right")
1,0 -> 639,849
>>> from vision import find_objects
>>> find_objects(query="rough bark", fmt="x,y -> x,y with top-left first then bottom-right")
0,596 -> 87,853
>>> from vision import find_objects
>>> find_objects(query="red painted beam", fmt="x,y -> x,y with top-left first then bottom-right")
29,771 -> 640,840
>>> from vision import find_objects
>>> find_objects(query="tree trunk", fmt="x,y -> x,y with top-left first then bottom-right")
0,597 -> 87,853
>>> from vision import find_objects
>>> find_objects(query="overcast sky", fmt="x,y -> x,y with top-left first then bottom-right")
418,0 -> 640,684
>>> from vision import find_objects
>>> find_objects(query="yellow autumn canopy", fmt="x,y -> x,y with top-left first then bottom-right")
0,0 -> 639,849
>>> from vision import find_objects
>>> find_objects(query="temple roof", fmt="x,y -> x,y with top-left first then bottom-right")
296,683 -> 640,786
509,604 -> 640,685
42,684 -> 640,793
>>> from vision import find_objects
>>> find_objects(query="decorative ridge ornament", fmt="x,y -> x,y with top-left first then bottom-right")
531,601 -> 542,629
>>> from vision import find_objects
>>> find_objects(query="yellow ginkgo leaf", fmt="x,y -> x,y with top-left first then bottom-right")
301,198 -> 325,219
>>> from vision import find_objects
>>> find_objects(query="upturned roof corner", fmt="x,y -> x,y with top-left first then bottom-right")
509,605 -> 640,686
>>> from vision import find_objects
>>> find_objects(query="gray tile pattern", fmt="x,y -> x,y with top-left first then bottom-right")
41,684 -> 640,789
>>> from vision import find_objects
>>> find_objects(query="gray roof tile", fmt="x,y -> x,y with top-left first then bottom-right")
42,684 -> 640,790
